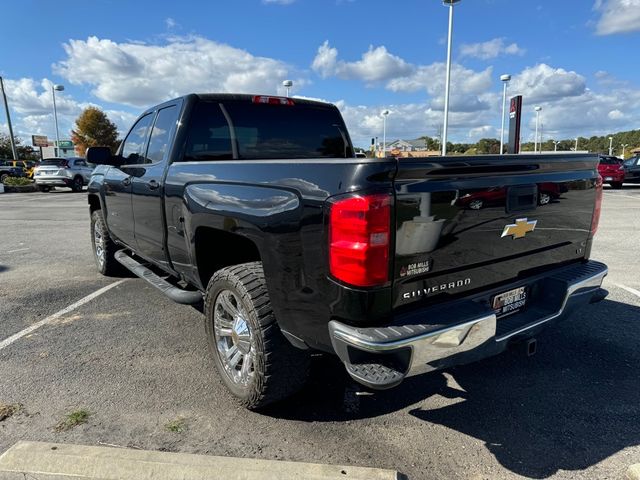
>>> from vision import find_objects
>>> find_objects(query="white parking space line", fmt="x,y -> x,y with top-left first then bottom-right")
4,248 -> 29,254
0,280 -> 127,351
604,193 -> 640,201
614,283 -> 640,300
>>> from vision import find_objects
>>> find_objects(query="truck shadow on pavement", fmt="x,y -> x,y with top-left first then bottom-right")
266,298 -> 640,478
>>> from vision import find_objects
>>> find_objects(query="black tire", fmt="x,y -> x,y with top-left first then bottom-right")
38,185 -> 51,192
204,262 -> 310,410
71,176 -> 84,192
611,182 -> 623,189
0,173 -> 8,183
90,210 -> 122,276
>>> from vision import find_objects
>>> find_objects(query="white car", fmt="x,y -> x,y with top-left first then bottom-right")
34,157 -> 94,192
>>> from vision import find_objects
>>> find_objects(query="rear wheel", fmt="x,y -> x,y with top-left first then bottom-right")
91,210 -> 121,276
538,192 -> 552,205
71,176 -> 84,192
204,262 -> 310,410
38,185 -> 51,192
610,182 -> 623,189
469,199 -> 483,210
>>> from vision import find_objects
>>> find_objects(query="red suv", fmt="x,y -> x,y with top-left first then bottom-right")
598,155 -> 625,189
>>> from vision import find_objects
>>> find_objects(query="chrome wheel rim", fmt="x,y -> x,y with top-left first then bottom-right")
93,223 -> 105,267
469,200 -> 483,210
213,290 -> 255,386
539,193 -> 551,205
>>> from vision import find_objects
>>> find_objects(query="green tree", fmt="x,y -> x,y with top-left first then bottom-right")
0,133 -> 39,160
476,138 -> 501,154
71,107 -> 119,156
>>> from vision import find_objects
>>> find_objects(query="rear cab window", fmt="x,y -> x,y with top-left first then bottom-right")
183,97 -> 353,161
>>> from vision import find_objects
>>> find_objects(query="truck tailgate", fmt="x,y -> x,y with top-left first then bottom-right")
392,154 -> 599,310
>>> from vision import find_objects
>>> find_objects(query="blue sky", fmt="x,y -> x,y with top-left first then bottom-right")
1,0 -> 639,149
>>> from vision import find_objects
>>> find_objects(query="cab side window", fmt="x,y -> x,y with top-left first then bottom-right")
121,113 -> 154,165
146,106 -> 178,164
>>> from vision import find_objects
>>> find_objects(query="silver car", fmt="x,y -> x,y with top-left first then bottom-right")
34,157 -> 94,192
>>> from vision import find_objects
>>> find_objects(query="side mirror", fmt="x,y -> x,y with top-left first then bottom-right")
86,146 -> 120,166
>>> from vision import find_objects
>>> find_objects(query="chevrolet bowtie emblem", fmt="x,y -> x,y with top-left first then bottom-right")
501,218 -> 537,239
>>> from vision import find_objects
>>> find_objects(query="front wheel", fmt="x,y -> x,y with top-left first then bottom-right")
38,185 -> 51,192
610,182 -> 623,189
90,210 -> 122,276
204,262 -> 310,410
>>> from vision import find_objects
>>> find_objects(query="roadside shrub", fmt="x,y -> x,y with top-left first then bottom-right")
2,177 -> 33,186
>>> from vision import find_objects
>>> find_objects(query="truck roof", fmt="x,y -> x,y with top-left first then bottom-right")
194,93 -> 336,109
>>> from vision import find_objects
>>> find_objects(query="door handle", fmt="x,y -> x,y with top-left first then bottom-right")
148,180 -> 160,190
122,177 -> 131,186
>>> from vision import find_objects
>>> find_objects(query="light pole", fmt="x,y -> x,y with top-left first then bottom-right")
282,80 -> 293,97
575,137 -> 579,151
52,84 -> 64,157
608,136 -> 613,156
534,106 -> 542,153
381,110 -> 390,158
441,0 -> 461,156
499,74 -> 511,155
622,143 -> 629,158
553,140 -> 560,152
0,76 -> 18,161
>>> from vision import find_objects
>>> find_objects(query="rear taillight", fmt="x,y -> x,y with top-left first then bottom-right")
591,175 -> 603,235
252,95 -> 294,106
329,193 -> 391,287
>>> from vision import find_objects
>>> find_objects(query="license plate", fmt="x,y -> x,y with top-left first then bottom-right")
605,177 -> 613,181
492,287 -> 527,318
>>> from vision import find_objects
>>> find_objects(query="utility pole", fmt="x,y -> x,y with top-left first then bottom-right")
0,76 -> 19,161
441,0 -> 461,156
499,74 -> 511,155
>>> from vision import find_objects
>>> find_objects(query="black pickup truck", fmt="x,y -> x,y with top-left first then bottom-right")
86,94 -> 608,409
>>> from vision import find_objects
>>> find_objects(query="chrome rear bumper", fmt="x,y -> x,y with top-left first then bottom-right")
329,261 -> 608,389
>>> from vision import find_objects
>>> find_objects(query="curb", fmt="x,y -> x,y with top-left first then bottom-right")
0,441 -> 405,480
628,464 -> 640,480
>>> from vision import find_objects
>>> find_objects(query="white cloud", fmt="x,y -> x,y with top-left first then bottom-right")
165,17 -> 179,30
387,63 -> 493,97
608,109 -> 625,120
312,41 -> 414,83
1,76 -> 136,140
594,0 -> 640,35
460,38 -> 526,60
54,36 -> 302,108
509,64 -> 586,103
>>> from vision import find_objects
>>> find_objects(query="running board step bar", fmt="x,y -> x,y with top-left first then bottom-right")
115,250 -> 203,305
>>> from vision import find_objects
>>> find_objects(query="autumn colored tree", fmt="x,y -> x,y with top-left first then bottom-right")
71,107 -> 119,156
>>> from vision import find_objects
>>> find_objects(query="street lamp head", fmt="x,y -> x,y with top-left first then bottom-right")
500,74 -> 511,82
609,136 -> 613,140
53,84 -> 65,91
282,80 -> 293,88
442,0 -> 461,4
381,110 -> 390,116
535,106 -> 542,112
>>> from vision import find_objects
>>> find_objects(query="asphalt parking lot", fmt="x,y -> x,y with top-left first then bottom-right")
0,186 -> 639,480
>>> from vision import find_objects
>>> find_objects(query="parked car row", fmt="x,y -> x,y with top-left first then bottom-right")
0,160 -> 27,183
598,154 -> 640,188
33,157 -> 95,192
